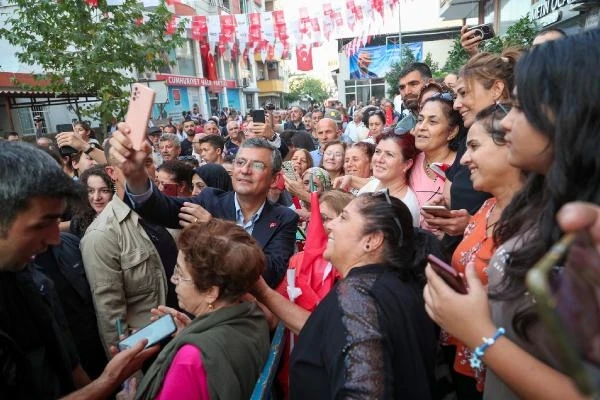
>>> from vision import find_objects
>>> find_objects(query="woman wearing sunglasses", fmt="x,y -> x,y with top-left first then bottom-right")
425,29 -> 600,400
255,192 -> 436,398
422,50 -> 520,242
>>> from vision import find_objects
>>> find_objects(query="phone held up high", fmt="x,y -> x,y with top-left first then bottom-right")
251,109 -> 266,124
467,23 -> 495,41
118,314 -> 176,351
125,83 -> 156,151
427,254 -> 467,294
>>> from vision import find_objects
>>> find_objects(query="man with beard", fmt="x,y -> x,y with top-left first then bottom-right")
394,63 -> 433,135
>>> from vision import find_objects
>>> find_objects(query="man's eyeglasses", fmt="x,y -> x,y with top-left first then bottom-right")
376,188 -> 404,245
234,157 -> 268,172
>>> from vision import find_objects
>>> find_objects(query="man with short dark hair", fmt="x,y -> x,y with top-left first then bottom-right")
110,130 -> 298,288
180,119 -> 196,156
197,134 -> 225,164
6,131 -> 20,141
395,62 -> 433,134
0,141 -> 158,399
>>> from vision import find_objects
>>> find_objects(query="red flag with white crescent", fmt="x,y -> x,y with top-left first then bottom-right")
165,15 -> 177,35
296,44 -> 313,71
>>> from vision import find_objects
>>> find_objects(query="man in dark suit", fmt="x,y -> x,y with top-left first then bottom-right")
109,132 -> 298,288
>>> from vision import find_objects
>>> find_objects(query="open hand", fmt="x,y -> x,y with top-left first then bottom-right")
460,25 -> 482,57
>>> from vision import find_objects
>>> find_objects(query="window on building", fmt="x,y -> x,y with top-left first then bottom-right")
176,40 -> 196,76
483,0 -> 495,25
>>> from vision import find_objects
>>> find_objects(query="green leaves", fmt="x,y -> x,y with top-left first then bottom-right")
384,46 -> 416,98
0,0 -> 184,126
285,76 -> 331,106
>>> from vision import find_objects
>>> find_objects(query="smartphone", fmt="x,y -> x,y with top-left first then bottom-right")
281,161 -> 297,181
251,109 -> 266,124
117,314 -> 176,351
527,232 -> 600,395
125,83 -> 156,151
427,254 -> 467,294
162,183 -> 178,196
422,205 -> 453,218
467,23 -> 495,41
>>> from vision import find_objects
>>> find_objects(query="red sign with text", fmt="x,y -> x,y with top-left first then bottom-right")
156,74 -> 236,89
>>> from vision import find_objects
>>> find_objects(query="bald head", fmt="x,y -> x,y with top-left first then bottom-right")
315,118 -> 340,148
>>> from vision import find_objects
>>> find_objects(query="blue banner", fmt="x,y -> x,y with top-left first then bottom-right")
348,42 -> 423,80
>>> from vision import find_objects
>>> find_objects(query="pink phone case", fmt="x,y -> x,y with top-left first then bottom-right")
125,83 -> 156,151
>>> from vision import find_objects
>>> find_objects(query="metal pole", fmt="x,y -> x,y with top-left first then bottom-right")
398,1 -> 402,50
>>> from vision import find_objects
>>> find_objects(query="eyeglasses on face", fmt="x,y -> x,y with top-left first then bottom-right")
234,157 -> 268,172
324,151 -> 344,158
171,264 -> 194,284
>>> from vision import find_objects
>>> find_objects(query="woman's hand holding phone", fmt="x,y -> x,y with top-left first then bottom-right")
423,262 -> 497,349
150,306 -> 192,336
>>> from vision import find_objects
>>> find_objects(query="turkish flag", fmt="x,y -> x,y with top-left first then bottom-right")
191,16 -> 207,41
296,44 -> 313,71
85,0 -> 98,6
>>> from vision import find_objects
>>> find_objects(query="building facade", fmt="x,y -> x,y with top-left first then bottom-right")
440,0 -> 600,35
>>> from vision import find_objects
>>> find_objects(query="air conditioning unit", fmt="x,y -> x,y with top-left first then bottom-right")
236,78 -> 244,88
242,78 -> 249,87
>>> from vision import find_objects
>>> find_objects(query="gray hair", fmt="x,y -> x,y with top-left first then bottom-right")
159,133 -> 181,148
0,141 -> 78,235
239,137 -> 282,175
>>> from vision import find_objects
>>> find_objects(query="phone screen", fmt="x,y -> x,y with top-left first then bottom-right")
118,314 -> 176,350
251,110 -> 266,124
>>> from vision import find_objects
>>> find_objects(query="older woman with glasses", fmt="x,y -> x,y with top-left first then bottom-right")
254,192 -> 436,398
135,219 -> 269,400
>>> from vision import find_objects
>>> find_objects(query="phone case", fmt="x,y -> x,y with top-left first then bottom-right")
251,109 -> 266,123
427,254 -> 467,294
422,205 -> 453,218
125,83 -> 156,151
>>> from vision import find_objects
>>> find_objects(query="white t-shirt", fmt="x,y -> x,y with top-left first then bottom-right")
357,178 -> 420,227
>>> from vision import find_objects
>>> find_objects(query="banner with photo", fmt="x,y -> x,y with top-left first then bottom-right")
348,42 -> 423,80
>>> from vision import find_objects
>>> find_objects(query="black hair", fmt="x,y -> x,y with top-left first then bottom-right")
420,93 -> 465,151
0,142 -> 79,235
493,28 -> 600,340
198,134 -> 225,151
356,192 -> 426,284
473,103 -> 512,146
399,62 -> 433,80
6,131 -> 19,139
157,160 -> 193,191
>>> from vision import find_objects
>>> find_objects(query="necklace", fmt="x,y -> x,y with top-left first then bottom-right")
424,161 -> 438,182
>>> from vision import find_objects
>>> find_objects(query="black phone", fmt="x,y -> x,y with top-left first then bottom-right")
427,254 -> 467,294
251,109 -> 266,124
467,23 -> 495,41
118,314 -> 176,351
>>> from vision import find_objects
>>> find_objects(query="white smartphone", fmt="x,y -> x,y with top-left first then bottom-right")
421,205 -> 453,218
117,314 -> 176,351
125,83 -> 156,151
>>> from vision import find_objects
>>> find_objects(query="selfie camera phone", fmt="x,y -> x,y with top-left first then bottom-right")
118,314 -> 176,351
281,161 -> 298,181
467,23 -> 495,41
427,254 -> 467,294
125,83 -> 156,151
251,109 -> 266,124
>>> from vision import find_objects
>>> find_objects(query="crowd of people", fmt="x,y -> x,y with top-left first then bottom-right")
1,26 -> 599,400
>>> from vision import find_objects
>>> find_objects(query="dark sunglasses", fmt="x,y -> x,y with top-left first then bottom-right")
429,92 -> 455,102
374,188 -> 404,245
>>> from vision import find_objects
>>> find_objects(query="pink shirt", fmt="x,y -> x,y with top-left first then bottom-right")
409,152 -> 445,208
156,344 -> 210,400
